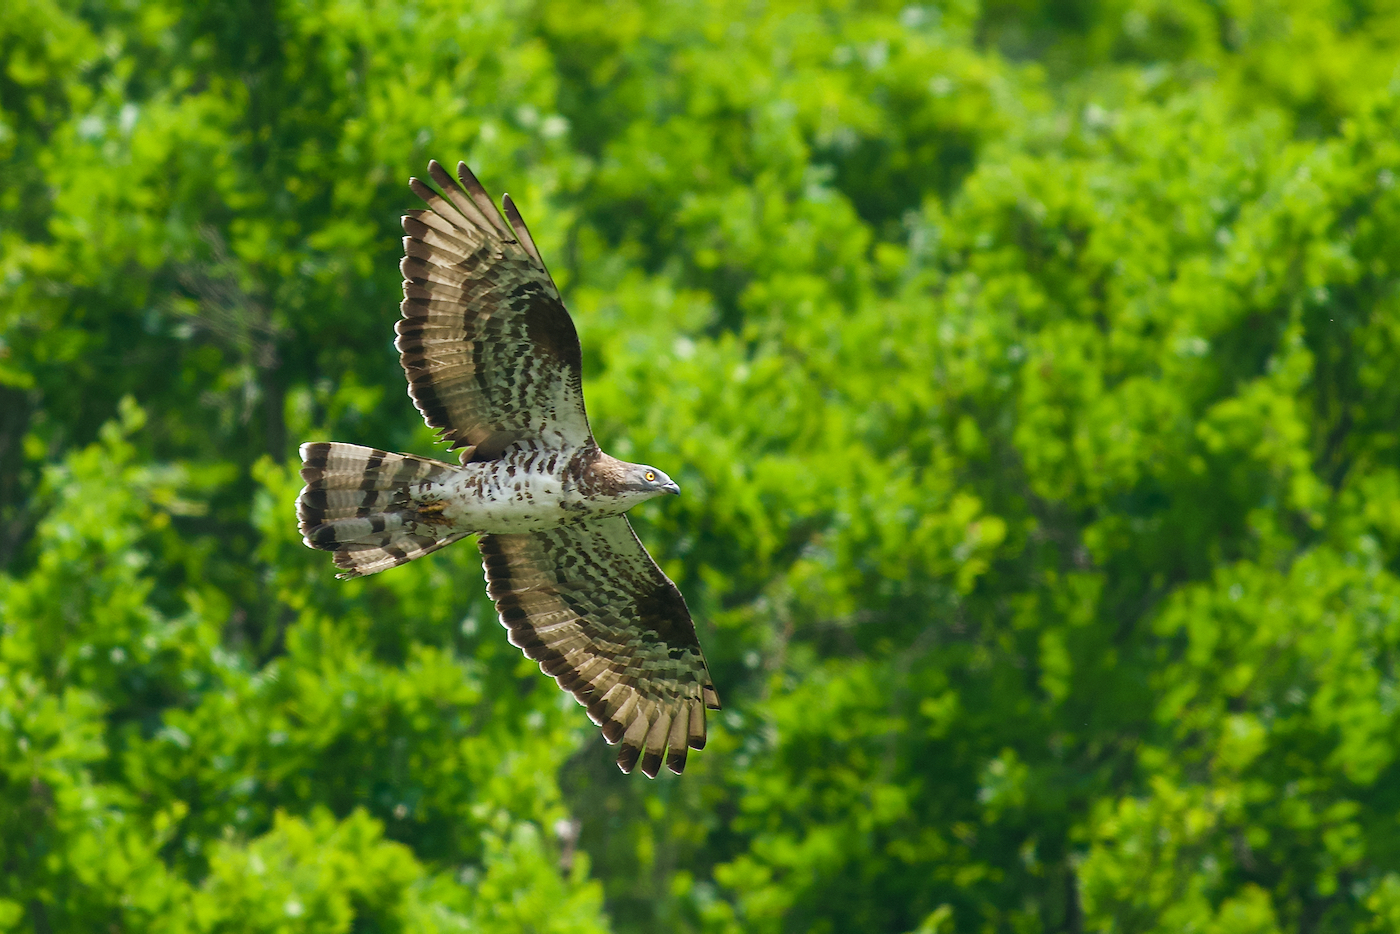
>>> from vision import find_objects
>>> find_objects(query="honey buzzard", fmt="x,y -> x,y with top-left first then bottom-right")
295,161 -> 720,777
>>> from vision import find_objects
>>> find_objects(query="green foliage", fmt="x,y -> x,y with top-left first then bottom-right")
4,0 -> 1400,930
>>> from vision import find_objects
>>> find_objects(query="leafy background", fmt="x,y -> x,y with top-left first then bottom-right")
4,0 -> 1400,931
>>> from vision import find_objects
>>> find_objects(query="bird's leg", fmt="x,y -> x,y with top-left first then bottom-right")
415,499 -> 453,527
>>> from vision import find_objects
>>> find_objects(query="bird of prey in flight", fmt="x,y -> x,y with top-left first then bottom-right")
296,161 -> 720,777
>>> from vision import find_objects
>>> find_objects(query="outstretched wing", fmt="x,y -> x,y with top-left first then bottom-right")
479,516 -> 722,778
398,160 -> 591,462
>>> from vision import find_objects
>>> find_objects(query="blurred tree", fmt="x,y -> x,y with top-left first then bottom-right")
4,0 -> 1400,931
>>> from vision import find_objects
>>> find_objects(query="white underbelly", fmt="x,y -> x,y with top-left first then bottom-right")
437,463 -> 583,534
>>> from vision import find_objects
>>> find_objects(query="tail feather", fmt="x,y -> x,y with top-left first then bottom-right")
305,513 -> 411,547
299,442 -> 455,491
297,442 -> 467,578
332,532 -> 467,577
297,488 -> 408,525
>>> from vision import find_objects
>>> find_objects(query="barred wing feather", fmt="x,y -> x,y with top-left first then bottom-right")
479,516 -> 721,777
398,160 -> 591,462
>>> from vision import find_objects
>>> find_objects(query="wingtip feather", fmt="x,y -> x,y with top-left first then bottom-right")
501,192 -> 557,292
455,161 -> 513,239
688,699 -> 707,750
666,708 -> 690,774
616,710 -> 650,775
639,711 -> 673,779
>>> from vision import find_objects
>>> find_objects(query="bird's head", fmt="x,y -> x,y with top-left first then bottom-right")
588,453 -> 682,512
628,464 -> 681,500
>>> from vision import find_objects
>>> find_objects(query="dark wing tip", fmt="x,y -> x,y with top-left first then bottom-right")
456,160 -> 482,190
427,159 -> 455,191
501,192 -> 555,284
501,193 -> 522,228
501,192 -> 519,234
455,161 -> 513,239
616,743 -> 641,775
601,718 -> 627,745
639,750 -> 663,779
688,700 -> 707,750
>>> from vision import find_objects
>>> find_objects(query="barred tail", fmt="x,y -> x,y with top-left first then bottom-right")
296,442 -> 467,578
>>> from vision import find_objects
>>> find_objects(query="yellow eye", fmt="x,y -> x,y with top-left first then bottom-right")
645,470 -> 656,482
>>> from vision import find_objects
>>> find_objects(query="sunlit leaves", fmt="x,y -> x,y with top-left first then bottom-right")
6,0 -> 1400,932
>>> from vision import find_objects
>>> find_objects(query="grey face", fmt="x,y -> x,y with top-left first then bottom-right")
634,465 -> 681,497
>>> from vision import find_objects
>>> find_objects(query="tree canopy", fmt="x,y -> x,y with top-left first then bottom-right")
4,1 -> 1400,931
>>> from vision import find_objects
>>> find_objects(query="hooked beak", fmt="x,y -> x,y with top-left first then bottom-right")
662,480 -> 681,496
